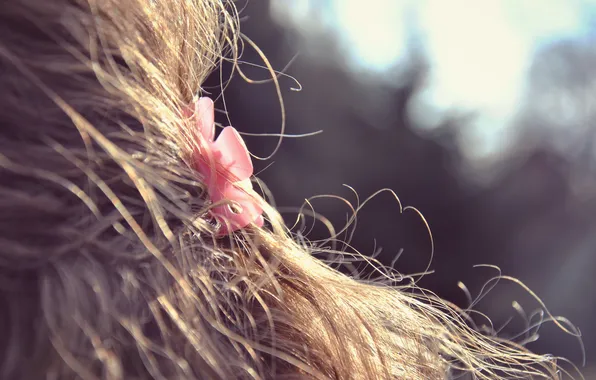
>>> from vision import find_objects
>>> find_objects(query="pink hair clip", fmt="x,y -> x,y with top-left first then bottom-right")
190,97 -> 264,235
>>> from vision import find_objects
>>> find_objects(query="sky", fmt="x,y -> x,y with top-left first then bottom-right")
272,0 -> 596,165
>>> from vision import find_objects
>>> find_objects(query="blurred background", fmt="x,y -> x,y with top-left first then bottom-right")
214,0 -> 596,374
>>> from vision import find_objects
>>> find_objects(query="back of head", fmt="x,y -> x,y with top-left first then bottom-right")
0,1 -> 572,379
0,0 -> 235,378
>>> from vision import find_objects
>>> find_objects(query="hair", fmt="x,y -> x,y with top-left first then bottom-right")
0,0 -> 578,379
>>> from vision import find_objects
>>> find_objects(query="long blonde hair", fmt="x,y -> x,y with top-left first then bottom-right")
0,0 -> 577,378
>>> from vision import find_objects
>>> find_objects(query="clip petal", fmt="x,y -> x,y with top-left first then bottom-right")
194,97 -> 215,142
212,126 -> 253,181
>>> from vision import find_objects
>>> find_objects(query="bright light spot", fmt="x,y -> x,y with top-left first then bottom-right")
411,0 -> 589,161
332,0 -> 409,71
274,0 -> 596,163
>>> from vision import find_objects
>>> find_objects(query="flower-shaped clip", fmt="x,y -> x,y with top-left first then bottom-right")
191,97 -> 264,234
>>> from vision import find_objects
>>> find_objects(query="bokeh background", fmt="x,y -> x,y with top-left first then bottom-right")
213,0 -> 596,374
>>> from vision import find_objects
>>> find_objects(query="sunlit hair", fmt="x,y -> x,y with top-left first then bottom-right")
0,0 -> 579,379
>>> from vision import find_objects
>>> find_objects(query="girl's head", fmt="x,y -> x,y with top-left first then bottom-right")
0,0 -> 574,379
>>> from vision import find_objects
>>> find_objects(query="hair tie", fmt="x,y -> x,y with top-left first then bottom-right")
191,97 -> 264,235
